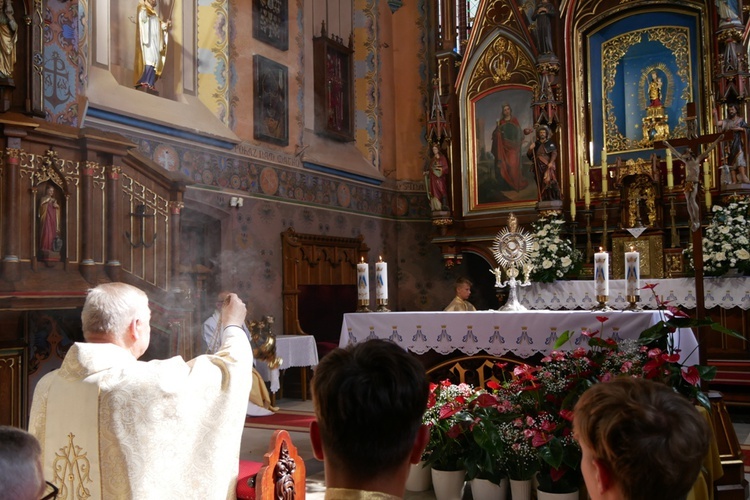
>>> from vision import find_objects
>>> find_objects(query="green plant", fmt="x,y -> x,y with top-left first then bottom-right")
422,380 -> 477,471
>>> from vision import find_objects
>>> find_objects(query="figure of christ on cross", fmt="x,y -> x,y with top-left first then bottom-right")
653,110 -> 724,366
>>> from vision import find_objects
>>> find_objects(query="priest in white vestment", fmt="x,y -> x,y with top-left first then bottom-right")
29,283 -> 253,500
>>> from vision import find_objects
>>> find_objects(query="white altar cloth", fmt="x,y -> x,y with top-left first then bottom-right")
516,277 -> 750,310
340,310 -> 699,366
255,335 -> 319,393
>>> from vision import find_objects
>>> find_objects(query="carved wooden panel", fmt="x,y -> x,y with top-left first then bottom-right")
0,347 -> 25,427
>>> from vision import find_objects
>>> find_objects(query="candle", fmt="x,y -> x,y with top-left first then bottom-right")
601,149 -> 607,168
357,258 -> 369,301
666,148 -> 674,189
570,173 -> 576,220
625,245 -> 640,297
375,256 -> 388,301
584,160 -> 591,209
601,165 -> 608,194
589,141 -> 594,165
703,159 -> 712,209
594,247 -> 609,297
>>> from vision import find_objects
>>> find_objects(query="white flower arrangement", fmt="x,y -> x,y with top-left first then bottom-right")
528,216 -> 582,283
684,196 -> 750,276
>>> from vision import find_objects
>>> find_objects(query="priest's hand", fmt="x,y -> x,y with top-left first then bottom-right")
221,293 -> 247,330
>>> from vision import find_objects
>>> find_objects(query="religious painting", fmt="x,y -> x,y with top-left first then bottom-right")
588,11 -> 702,165
253,0 -> 288,51
254,55 -> 289,146
468,86 -> 538,210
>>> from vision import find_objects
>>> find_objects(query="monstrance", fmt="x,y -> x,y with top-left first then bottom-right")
491,213 -> 535,311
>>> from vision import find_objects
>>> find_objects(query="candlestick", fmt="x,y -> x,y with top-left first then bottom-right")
624,245 -> 641,311
375,256 -> 390,312
356,257 -> 371,312
666,148 -> 674,189
601,165 -> 608,195
703,159 -> 712,209
593,247 -> 611,311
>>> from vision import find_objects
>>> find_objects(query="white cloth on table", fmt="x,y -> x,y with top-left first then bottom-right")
340,310 -> 699,366
29,325 -> 253,500
515,277 -> 750,310
254,335 -> 320,393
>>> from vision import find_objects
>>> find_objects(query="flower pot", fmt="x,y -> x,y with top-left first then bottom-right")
470,477 -> 508,500
508,478 -> 533,500
405,461 -> 432,492
536,489 -> 579,500
430,468 -> 466,500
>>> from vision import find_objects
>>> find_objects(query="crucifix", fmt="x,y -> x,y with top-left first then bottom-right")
653,102 -> 724,366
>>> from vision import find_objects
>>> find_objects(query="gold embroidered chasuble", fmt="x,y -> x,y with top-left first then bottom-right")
29,326 -> 253,500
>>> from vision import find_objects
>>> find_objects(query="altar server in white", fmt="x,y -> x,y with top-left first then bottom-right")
29,283 -> 253,500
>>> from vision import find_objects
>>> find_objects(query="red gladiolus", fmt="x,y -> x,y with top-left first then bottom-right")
681,366 -> 701,386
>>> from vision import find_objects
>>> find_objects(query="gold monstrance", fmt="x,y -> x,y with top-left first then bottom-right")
491,213 -> 535,311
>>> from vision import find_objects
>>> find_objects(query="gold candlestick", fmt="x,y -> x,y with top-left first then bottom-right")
357,299 -> 371,313
376,298 -> 390,312
624,295 -> 641,311
592,294 -> 613,311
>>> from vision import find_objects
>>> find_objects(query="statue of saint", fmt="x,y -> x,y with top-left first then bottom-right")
527,125 -> 560,201
0,0 -> 18,79
424,144 -> 450,212
39,185 -> 61,259
134,0 -> 171,91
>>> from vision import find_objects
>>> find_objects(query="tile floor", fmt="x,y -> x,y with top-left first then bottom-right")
240,398 -> 750,499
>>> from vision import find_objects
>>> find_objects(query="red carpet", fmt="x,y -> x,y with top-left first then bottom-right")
742,444 -> 750,473
245,409 -> 315,432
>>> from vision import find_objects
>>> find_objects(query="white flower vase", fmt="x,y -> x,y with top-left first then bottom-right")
508,478 -> 533,500
470,477 -> 508,500
405,461 -> 432,492
430,468 -> 466,500
536,489 -> 579,500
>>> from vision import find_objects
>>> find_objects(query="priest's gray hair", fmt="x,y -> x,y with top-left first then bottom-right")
82,283 -> 150,339
0,425 -> 44,500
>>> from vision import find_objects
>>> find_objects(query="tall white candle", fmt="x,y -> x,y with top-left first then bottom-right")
375,257 -> 388,301
666,148 -> 674,189
594,248 -> 609,297
357,258 -> 369,301
625,246 -> 640,297
584,161 -> 591,209
703,159 -> 712,209
601,165 -> 608,194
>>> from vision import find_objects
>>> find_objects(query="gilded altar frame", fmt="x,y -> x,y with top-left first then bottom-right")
571,4 -> 711,182
459,34 -> 540,215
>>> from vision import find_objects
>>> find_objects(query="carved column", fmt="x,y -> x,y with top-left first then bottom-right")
169,199 -> 183,285
80,161 -> 96,283
2,146 -> 21,282
105,166 -> 122,282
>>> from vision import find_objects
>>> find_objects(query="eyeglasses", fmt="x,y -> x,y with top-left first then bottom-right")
41,481 -> 59,500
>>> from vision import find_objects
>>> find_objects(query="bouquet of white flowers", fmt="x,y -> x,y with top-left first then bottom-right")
528,216 -> 582,283
684,196 -> 750,276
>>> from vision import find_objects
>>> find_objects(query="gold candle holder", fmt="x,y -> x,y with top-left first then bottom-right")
592,295 -> 613,311
357,299 -> 371,313
376,299 -> 390,312
624,295 -> 641,311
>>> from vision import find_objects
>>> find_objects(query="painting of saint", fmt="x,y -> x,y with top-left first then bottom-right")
472,87 -> 537,206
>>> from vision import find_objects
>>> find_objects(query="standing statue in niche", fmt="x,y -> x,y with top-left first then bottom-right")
714,104 -> 750,183
134,0 -> 171,91
0,0 -> 18,79
39,185 -> 62,261
663,136 -> 723,232
532,0 -> 556,56
424,144 -> 450,212
648,71 -> 663,108
716,0 -> 741,25
527,125 -> 560,201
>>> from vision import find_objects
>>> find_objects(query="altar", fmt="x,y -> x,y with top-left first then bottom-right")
340,310 -> 699,366
515,277 -> 750,311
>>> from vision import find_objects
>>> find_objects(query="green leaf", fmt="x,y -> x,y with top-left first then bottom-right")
553,330 -> 573,349
539,437 -> 564,468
